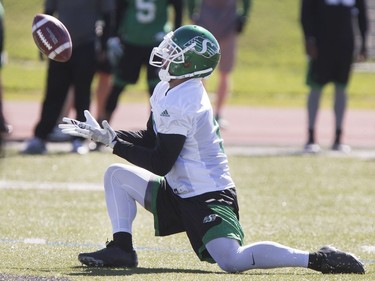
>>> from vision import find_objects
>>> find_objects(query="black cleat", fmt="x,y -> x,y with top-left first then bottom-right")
78,241 -> 138,268
318,246 -> 365,274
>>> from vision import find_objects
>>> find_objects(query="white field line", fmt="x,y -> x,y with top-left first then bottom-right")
361,245 -> 375,253
0,238 -> 191,253
0,180 -> 102,191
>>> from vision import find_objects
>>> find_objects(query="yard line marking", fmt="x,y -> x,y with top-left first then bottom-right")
361,245 -> 375,253
23,238 -> 46,244
0,180 -> 102,191
0,238 -> 192,254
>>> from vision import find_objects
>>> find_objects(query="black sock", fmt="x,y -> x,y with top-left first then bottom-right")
334,128 -> 342,145
113,232 -> 134,252
308,252 -> 323,271
308,128 -> 315,144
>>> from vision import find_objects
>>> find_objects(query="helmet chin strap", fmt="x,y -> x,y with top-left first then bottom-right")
158,68 -> 213,82
158,69 -> 172,82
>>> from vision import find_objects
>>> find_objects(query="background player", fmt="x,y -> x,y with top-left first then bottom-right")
22,0 -> 115,154
301,0 -> 368,153
100,0 -> 183,123
0,1 -> 9,156
187,0 -> 252,128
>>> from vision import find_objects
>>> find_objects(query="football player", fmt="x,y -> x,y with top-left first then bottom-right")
60,25 -> 365,274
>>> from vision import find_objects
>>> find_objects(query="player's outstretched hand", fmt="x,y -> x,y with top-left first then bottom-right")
58,110 -> 100,139
59,110 -> 118,148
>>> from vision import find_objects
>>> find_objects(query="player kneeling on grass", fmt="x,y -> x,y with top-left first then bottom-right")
59,25 -> 365,274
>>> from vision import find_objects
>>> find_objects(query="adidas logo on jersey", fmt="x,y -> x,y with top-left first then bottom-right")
160,109 -> 170,117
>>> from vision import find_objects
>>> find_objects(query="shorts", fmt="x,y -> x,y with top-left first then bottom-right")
96,56 -> 112,74
306,44 -> 354,89
113,42 -> 159,90
149,177 -> 244,263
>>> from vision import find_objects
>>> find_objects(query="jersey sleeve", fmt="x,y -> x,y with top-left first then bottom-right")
112,112 -> 186,176
156,105 -> 192,136
116,114 -> 156,148
113,133 -> 186,176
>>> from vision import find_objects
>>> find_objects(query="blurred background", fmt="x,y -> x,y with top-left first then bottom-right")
2,0 -> 375,109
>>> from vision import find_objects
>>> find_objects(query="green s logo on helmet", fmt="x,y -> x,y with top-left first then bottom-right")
149,25 -> 221,82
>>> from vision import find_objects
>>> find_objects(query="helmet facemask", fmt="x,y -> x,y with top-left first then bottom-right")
150,32 -> 196,82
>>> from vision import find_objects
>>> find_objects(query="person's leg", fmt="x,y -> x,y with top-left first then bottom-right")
34,61 -> 71,140
0,72 -> 11,134
47,87 -> 74,143
95,71 -> 112,119
71,43 -> 96,154
103,83 -> 126,122
306,87 -> 322,145
78,164 -> 156,267
206,237 -> 365,274
214,70 -> 230,121
87,71 -> 112,151
104,164 -> 152,233
206,238 -> 308,273
333,83 -> 347,147
72,43 -> 96,123
22,60 -> 71,154
214,33 -> 236,127
331,44 -> 352,152
103,43 -> 142,122
304,50 -> 330,152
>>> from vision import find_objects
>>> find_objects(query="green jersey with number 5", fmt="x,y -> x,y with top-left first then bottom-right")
117,0 -> 175,46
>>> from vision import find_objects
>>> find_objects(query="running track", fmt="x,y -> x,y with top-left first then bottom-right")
3,100 -> 375,149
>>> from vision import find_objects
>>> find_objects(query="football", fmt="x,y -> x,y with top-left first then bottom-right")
32,14 -> 72,62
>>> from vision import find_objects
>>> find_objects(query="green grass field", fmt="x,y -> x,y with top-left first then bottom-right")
2,0 -> 375,108
0,149 -> 374,280
1,0 -> 374,280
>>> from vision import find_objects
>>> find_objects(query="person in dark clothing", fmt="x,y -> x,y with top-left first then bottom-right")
22,0 -> 115,155
301,0 -> 368,153
0,1 -> 11,156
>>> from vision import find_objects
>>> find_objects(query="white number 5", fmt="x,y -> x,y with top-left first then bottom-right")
325,0 -> 355,6
136,0 -> 156,23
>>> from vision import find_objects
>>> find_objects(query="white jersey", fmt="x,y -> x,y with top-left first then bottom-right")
150,79 -> 235,198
